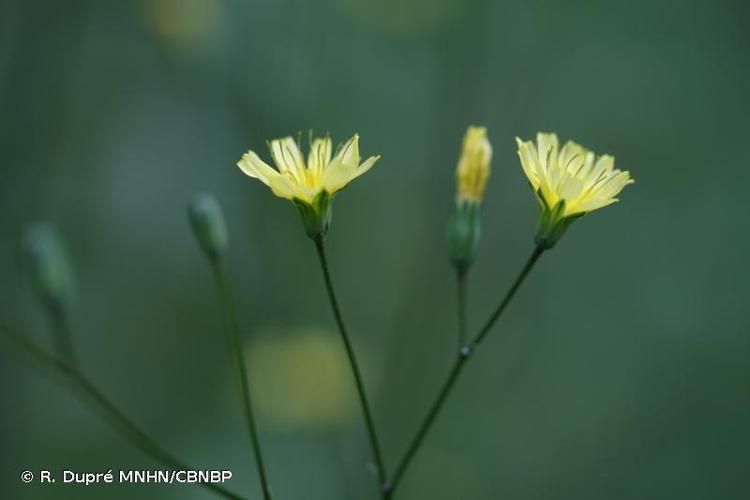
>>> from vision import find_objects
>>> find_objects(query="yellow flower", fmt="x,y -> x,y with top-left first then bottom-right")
516,132 -> 634,248
237,134 -> 379,204
237,133 -> 380,237
516,132 -> 633,216
456,126 -> 492,203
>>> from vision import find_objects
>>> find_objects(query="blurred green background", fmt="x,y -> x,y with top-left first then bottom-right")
2,0 -> 749,498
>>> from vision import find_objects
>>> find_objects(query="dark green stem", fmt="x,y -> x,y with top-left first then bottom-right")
456,267 -> 468,348
471,246 -> 545,347
313,236 -> 388,493
384,353 -> 466,495
0,325 -> 246,500
385,245 -> 545,498
212,259 -> 272,500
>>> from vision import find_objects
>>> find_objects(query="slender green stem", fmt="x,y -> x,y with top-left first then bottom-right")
384,353 -> 466,494
456,267 -> 468,348
0,325 -> 246,500
211,259 -> 272,500
313,236 -> 388,492
385,245 -> 546,497
471,246 -> 545,347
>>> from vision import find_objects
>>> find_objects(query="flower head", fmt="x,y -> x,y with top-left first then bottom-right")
516,132 -> 634,248
237,133 -> 380,237
456,126 -> 492,203
448,126 -> 492,270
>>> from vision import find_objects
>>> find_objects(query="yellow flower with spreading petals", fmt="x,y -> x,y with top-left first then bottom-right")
516,132 -> 634,248
456,126 -> 492,204
237,134 -> 380,237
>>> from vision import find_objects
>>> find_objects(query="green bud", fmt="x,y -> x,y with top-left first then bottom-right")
447,200 -> 482,271
22,223 -> 75,315
534,197 -> 583,249
189,194 -> 228,261
294,192 -> 332,240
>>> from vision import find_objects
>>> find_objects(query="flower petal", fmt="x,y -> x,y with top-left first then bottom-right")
237,151 -> 296,200
516,137 -> 540,188
536,132 -> 559,171
237,151 -> 278,184
334,134 -> 360,168
572,197 -> 618,213
267,174 -> 298,200
321,158 -> 353,194
308,136 -> 332,176
349,155 -> 379,181
270,137 -> 306,182
558,141 -> 588,176
593,170 -> 633,199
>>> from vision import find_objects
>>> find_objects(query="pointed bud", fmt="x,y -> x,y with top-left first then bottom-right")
188,194 -> 228,261
448,126 -> 492,271
456,126 -> 492,204
22,223 -> 75,315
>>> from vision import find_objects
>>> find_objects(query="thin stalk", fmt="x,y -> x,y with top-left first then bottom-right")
471,246 -> 545,347
313,236 -> 387,492
385,245 -> 546,497
0,325 -> 246,500
456,267 -> 468,348
211,259 -> 272,500
384,354 -> 466,494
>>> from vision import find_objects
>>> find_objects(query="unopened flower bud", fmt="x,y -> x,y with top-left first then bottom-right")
22,223 -> 75,315
447,201 -> 481,271
456,126 -> 492,204
448,126 -> 492,270
189,193 -> 228,261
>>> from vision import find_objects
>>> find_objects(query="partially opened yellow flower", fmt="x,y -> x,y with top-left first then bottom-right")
516,132 -> 634,248
448,126 -> 493,271
456,126 -> 492,204
237,134 -> 380,238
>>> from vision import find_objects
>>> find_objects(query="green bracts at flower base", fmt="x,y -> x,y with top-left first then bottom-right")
447,126 -> 492,270
516,132 -> 634,248
237,134 -> 379,239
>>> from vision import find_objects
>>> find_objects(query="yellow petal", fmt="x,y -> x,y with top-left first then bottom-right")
334,134 -> 361,168
536,132 -> 559,171
572,197 -> 618,213
270,137 -> 306,182
321,158 -> 353,194
587,155 -> 615,185
237,151 -> 277,184
558,141 -> 588,176
267,174 -> 297,200
516,138 -> 540,188
237,151 -> 297,200
558,173 -> 583,203
593,170 -> 633,199
349,155 -> 379,181
308,136 -> 332,176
